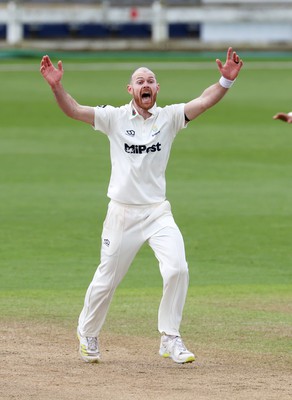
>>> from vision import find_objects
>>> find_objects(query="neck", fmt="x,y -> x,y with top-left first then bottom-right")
132,101 -> 153,120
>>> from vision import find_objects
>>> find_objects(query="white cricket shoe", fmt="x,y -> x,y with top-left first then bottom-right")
77,328 -> 101,363
159,335 -> 195,364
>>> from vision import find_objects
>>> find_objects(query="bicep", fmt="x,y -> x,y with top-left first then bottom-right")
76,105 -> 95,125
184,98 -> 205,121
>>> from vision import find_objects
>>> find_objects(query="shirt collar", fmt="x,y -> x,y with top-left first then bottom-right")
129,100 -> 158,119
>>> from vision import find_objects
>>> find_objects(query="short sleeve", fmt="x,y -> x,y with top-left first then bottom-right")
164,103 -> 187,137
93,105 -> 115,135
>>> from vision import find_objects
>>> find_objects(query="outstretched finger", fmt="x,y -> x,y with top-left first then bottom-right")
216,58 -> 223,70
233,52 -> 240,64
40,56 -> 47,71
226,47 -> 233,61
46,56 -> 52,66
41,55 -> 50,68
57,60 -> 63,72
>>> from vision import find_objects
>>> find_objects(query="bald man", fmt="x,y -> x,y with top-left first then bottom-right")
40,48 -> 243,364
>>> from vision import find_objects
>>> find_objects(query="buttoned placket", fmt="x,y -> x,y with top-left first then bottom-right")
129,101 -> 158,140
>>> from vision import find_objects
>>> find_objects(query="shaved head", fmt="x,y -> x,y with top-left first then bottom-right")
130,67 -> 156,84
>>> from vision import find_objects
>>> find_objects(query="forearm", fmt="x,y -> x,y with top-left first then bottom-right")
51,82 -> 80,119
200,82 -> 228,109
185,82 -> 228,121
50,82 -> 94,125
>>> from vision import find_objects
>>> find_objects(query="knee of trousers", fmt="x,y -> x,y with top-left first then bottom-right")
90,259 -> 126,293
163,261 -> 189,283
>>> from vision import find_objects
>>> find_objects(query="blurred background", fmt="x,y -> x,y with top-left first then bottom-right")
1,0 -> 292,51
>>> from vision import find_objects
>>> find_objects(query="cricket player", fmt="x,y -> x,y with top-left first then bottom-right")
40,47 -> 243,364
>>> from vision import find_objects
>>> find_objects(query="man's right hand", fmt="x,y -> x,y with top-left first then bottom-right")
273,112 -> 292,123
40,55 -> 63,88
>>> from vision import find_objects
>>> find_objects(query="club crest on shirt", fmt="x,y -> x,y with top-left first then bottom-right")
151,125 -> 160,136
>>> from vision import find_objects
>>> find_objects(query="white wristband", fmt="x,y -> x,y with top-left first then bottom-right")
288,112 -> 292,116
219,76 -> 235,89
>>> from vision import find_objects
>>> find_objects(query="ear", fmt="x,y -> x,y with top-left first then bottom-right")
127,84 -> 132,95
157,83 -> 160,92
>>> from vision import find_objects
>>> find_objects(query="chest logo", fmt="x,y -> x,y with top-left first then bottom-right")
124,142 -> 162,154
125,130 -> 135,137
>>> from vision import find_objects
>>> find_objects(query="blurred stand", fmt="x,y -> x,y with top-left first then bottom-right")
1,0 -> 292,50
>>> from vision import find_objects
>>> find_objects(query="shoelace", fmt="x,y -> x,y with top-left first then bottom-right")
171,337 -> 187,353
87,337 -> 98,351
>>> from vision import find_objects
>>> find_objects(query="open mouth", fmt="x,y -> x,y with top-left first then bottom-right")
142,93 -> 151,99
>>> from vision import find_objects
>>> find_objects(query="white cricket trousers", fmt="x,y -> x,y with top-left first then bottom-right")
78,199 -> 189,337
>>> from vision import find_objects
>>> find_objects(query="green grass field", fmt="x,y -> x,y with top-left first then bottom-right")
0,52 -> 291,361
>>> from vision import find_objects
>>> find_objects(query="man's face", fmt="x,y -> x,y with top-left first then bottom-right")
127,68 -> 160,110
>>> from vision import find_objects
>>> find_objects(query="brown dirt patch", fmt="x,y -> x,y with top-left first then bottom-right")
1,321 -> 291,400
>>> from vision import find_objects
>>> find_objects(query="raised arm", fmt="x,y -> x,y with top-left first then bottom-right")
273,112 -> 292,123
40,55 -> 94,125
184,47 -> 243,122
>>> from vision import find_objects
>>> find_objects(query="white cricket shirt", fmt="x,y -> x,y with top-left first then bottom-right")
93,101 -> 186,205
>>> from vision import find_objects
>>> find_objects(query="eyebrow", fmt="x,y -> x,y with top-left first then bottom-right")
134,75 -> 155,81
